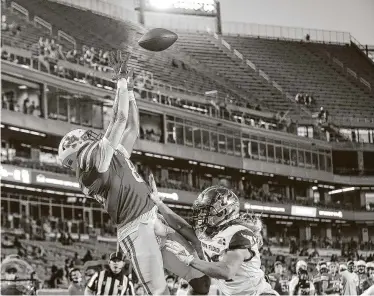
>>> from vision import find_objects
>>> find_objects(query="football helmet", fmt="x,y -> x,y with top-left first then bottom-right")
296,260 -> 308,274
357,260 -> 366,274
366,261 -> 374,277
0,256 -> 39,295
328,262 -> 339,274
192,186 -> 240,234
317,260 -> 328,274
58,129 -> 101,170
296,260 -> 308,281
347,260 -> 354,272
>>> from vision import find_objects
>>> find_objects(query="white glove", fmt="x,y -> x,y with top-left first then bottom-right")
165,240 -> 195,266
148,173 -> 163,205
154,217 -> 174,237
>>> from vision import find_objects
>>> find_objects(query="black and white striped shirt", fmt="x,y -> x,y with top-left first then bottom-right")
86,269 -> 133,295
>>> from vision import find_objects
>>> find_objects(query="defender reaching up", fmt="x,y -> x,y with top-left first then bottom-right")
149,175 -> 279,296
58,48 -> 210,295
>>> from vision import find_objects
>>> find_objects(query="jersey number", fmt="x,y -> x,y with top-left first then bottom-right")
124,158 -> 144,183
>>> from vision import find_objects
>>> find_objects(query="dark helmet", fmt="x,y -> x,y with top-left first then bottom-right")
318,261 -> 328,274
296,260 -> 309,281
192,186 -> 240,234
347,261 -> 355,273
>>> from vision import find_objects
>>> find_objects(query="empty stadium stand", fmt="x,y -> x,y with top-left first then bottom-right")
4,0 -> 248,104
175,32 -> 299,114
2,0 -> 374,127
223,35 -> 374,119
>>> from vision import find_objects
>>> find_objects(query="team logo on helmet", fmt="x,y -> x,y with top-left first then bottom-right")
61,134 -> 81,151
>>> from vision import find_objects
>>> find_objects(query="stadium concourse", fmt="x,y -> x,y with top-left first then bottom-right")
1,0 -> 374,295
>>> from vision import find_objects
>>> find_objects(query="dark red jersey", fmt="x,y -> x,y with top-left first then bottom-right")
268,273 -> 290,295
76,140 -> 154,226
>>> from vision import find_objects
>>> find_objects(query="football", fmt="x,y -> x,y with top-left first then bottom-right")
138,28 -> 178,52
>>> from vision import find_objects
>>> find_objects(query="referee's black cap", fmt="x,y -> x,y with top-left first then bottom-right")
109,252 -> 125,261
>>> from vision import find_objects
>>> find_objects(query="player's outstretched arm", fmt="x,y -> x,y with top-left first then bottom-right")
94,50 -> 131,173
117,70 -> 139,157
149,174 -> 204,258
165,240 -> 247,280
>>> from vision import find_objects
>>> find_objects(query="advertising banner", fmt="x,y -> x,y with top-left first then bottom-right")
291,206 -> 317,218
2,164 -> 374,221
0,164 -> 31,184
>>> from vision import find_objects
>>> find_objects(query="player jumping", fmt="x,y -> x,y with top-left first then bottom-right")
57,48 -> 210,295
149,178 -> 279,296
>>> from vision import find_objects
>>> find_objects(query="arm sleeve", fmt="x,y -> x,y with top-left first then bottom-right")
228,229 -> 257,250
77,138 -> 115,174
86,272 -> 98,292
96,137 -> 115,173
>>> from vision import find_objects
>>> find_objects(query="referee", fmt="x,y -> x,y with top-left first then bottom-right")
85,252 -> 134,295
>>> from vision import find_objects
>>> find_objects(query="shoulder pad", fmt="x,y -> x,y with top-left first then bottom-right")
228,228 -> 257,250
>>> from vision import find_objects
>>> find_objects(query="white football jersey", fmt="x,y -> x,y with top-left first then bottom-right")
198,223 -> 277,296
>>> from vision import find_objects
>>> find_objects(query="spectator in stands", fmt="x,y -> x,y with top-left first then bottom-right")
72,252 -> 83,266
27,101 -> 35,114
22,97 -> 29,114
68,267 -> 84,295
48,265 -> 64,288
318,107 -> 325,124
33,105 -> 41,117
64,258 -> 72,278
66,49 -> 78,63
166,275 -> 177,295
82,250 -> 93,263
1,48 -> 10,61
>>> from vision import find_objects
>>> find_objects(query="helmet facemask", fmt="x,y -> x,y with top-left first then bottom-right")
192,186 -> 240,236
357,265 -> 366,274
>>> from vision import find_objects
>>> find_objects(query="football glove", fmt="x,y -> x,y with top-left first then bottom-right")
165,240 -> 195,266
108,45 -> 132,83
148,173 -> 163,205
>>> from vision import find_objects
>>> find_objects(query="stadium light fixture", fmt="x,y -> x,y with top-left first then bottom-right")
149,0 -> 174,9
328,187 -> 356,195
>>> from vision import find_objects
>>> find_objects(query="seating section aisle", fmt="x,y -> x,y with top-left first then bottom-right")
224,36 -> 374,119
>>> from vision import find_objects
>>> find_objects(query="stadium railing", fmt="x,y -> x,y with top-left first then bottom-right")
222,22 -> 351,45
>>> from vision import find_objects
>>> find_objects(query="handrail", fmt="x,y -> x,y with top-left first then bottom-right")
346,68 -> 357,79
332,57 -> 344,69
322,49 -> 372,91
222,21 -> 351,45
10,1 -> 29,21
360,77 -> 371,90
34,16 -> 52,35
233,49 -> 243,60
57,30 -> 76,49
209,31 -> 315,118
350,35 -> 374,63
